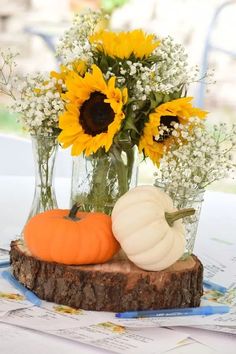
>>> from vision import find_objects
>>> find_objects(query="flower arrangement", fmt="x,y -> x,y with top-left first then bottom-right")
50,9 -> 210,212
0,52 -> 66,217
1,8 -> 235,260
54,10 -> 207,164
1,9 -> 217,215
12,73 -> 65,217
154,119 -> 236,255
155,120 -> 236,195
0,56 -> 64,218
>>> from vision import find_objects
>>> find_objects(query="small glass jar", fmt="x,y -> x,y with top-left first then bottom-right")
22,134 -> 58,235
155,180 -> 205,258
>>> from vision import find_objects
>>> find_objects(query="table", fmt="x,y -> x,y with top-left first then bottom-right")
0,175 -> 236,353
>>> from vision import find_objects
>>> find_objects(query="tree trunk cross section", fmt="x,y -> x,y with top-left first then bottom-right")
10,240 -> 203,312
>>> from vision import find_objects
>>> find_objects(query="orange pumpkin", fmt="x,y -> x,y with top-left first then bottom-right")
24,204 -> 120,265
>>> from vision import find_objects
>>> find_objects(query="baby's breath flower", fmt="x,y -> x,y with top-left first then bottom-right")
56,9 -> 107,65
0,49 -> 19,99
11,72 -> 64,135
155,119 -> 236,193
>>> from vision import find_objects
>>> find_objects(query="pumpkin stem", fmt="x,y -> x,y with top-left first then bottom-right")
165,208 -> 195,227
68,203 -> 81,221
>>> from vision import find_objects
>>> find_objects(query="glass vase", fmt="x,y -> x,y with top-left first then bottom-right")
23,134 -> 58,229
155,181 -> 205,258
71,144 -> 138,215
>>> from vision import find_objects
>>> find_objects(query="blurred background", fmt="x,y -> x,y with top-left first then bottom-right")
0,0 -> 236,191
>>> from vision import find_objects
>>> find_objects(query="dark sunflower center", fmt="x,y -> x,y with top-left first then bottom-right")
155,115 -> 179,142
79,92 -> 115,136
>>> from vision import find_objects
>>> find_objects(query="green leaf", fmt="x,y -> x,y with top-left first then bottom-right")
150,98 -> 157,110
154,92 -> 164,104
163,94 -> 170,103
126,97 -> 137,105
123,115 -> 139,133
171,91 -> 181,100
100,56 -> 109,72
130,129 -> 140,143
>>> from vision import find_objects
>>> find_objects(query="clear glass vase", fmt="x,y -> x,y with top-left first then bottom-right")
155,181 -> 205,258
71,144 -> 138,215
23,134 -> 58,230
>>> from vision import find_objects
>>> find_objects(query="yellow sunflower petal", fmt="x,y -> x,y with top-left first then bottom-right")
71,141 -> 84,156
59,116 -> 76,129
58,131 -> 81,148
90,29 -> 160,59
107,76 -> 116,90
84,65 -> 107,92
122,88 -> 128,104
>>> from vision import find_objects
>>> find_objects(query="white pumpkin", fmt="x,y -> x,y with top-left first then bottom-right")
112,185 -> 194,271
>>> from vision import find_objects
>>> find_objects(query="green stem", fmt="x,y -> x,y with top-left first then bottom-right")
165,208 -> 195,227
36,135 -> 57,211
86,152 -> 111,211
110,146 -> 129,196
68,203 -> 81,221
39,141 -> 51,209
126,147 -> 135,184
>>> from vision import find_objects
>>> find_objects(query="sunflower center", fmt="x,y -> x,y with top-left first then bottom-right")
79,92 -> 115,136
155,115 -> 179,142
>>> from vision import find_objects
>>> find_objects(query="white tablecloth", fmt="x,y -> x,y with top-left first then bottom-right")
0,176 -> 236,354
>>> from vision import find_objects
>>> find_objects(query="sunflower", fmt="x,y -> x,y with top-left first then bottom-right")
50,60 -> 87,84
58,64 -> 128,156
139,97 -> 208,165
89,29 -> 160,59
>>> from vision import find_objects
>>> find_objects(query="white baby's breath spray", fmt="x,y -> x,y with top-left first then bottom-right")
155,119 -> 236,193
11,72 -> 65,135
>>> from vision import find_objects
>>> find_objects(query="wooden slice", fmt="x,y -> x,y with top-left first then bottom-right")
10,240 -> 203,312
